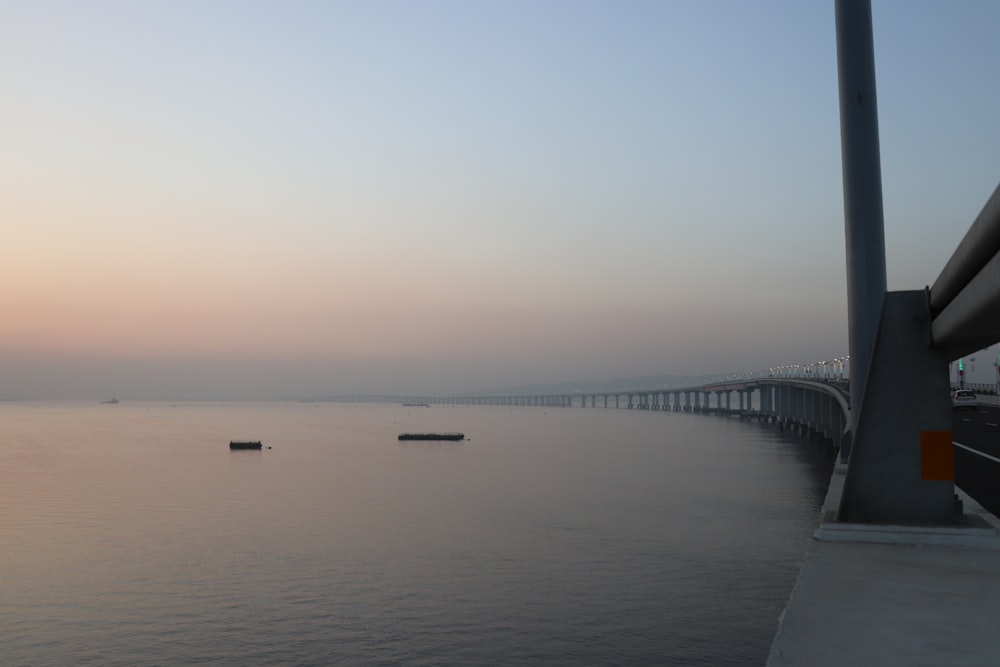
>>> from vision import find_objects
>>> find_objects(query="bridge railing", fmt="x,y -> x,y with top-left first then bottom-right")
930,183 -> 1000,358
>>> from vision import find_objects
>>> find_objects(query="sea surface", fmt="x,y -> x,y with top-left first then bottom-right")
0,401 -> 834,666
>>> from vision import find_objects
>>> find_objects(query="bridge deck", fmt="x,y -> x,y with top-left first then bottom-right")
768,472 -> 1000,665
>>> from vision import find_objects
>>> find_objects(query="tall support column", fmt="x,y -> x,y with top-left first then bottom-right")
836,0 -> 888,457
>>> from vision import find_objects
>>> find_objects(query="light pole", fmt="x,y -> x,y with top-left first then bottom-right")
995,351 -> 999,395
836,0 -> 887,438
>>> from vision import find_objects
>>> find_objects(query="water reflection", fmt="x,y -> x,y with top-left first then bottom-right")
0,402 -> 833,666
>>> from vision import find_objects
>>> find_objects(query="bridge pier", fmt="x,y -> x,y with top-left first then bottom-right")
839,291 -> 955,523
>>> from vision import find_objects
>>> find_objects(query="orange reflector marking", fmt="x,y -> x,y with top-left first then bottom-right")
920,431 -> 954,481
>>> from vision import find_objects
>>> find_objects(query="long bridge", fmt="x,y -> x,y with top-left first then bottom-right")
342,376 -> 851,444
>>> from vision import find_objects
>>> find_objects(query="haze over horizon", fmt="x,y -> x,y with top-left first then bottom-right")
3,1 -> 999,400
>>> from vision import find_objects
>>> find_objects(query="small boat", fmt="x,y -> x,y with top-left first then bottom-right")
402,402 -> 430,407
229,440 -> 263,450
101,397 -> 119,404
398,432 -> 464,441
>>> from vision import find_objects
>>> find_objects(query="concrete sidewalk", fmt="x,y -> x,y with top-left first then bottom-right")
768,466 -> 1000,667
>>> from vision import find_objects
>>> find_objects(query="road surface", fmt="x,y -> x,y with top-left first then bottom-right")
952,403 -> 1000,516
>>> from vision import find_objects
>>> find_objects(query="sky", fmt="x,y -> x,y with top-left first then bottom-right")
2,1 -> 999,399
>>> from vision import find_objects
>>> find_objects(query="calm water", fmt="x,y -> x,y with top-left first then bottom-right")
0,401 -> 833,666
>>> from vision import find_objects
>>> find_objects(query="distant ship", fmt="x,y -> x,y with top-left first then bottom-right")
402,402 -> 430,407
101,398 -> 119,404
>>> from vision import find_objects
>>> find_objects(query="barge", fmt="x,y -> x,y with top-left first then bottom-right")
398,432 -> 464,441
230,440 -> 263,450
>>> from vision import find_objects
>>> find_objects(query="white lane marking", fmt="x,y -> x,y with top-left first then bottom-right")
988,423 -> 999,427
962,418 -> 973,422
955,441 -> 1000,464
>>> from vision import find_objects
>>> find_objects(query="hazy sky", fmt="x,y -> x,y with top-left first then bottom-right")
3,1 -> 999,399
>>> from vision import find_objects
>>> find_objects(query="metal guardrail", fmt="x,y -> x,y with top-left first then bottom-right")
929,183 -> 1000,357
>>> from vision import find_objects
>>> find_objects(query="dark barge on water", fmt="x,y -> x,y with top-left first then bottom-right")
398,432 -> 465,441
230,440 -> 263,450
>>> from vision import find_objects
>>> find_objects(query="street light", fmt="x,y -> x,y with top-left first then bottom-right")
995,351 -> 999,395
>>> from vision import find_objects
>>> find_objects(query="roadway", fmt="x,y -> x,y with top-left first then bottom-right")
952,403 -> 1000,517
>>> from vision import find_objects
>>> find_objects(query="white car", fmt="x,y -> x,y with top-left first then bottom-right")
952,389 -> 977,410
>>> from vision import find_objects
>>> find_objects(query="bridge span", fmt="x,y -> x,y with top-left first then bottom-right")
338,377 -> 852,448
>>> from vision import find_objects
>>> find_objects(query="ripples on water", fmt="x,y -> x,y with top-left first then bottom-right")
0,402 -> 833,666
